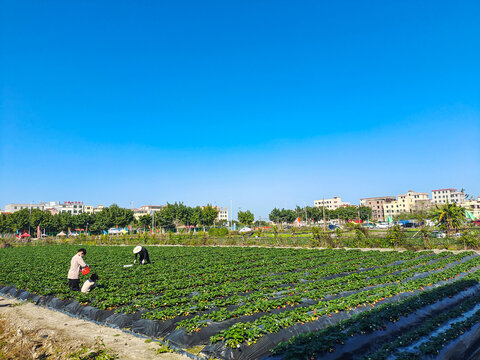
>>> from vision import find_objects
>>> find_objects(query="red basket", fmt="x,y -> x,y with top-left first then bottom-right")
81,266 -> 90,275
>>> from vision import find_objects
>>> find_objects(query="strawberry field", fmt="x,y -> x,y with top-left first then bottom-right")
2,245 -> 480,359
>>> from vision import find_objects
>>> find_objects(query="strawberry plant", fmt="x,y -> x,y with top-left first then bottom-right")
1,245 -> 480,359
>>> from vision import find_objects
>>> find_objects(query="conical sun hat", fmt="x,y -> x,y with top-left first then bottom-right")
133,246 -> 142,254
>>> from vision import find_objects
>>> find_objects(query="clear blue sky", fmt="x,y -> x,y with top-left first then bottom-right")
1,0 -> 479,219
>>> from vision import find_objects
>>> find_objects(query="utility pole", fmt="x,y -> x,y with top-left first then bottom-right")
29,201 -> 32,235
304,202 -> 307,225
322,198 -> 326,231
151,211 -> 155,234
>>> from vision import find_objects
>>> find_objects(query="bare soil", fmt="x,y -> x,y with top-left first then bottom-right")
0,296 -> 190,360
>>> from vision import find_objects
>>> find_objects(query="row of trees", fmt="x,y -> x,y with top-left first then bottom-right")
268,203 -> 476,235
0,205 -> 134,235
0,200 -> 471,236
137,203 -> 219,230
269,206 -> 373,223
0,203 -> 220,235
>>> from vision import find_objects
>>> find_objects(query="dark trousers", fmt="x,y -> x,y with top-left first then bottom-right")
69,278 -> 80,291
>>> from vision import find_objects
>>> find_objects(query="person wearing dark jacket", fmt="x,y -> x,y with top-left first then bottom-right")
133,246 -> 150,265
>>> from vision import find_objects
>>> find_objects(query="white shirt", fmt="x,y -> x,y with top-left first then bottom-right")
68,253 -> 86,279
81,279 -> 95,293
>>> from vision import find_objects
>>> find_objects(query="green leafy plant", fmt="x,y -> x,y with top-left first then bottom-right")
387,225 -> 406,248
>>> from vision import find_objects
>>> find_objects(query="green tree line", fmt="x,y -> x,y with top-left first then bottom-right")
138,203 -> 218,231
0,203 -> 219,235
269,205 -> 373,223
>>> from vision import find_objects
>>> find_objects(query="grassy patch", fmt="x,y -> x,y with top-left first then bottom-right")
156,342 -> 175,354
68,338 -> 118,360
186,345 -> 205,355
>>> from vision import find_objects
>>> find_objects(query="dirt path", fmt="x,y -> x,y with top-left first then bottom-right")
0,296 -> 191,360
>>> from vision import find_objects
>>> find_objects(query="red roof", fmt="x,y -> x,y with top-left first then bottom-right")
431,188 -> 457,192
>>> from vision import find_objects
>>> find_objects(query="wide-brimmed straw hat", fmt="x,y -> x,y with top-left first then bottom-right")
133,246 -> 142,254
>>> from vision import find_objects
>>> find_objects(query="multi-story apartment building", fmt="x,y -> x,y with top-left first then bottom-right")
360,196 -> 396,222
5,203 -> 46,213
383,190 -> 430,218
44,201 -> 61,215
409,199 -> 435,213
54,201 -> 85,215
6,201 -> 97,215
431,188 -> 466,204
314,197 -> 350,210
84,205 -> 94,214
93,205 -> 105,214
462,197 -> 480,220
216,207 -> 229,222
133,205 -> 166,220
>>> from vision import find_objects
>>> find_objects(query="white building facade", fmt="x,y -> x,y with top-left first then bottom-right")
461,197 -> 480,220
6,201 -> 97,215
133,205 -> 166,220
314,197 -> 350,210
431,188 -> 466,204
383,190 -> 430,218
5,203 -> 46,213
216,207 -> 229,222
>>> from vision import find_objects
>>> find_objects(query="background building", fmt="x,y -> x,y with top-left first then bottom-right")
461,197 -> 480,220
5,203 -> 46,213
93,205 -> 105,214
133,205 -> 166,220
383,190 -> 430,218
6,201 -> 98,215
57,201 -> 85,215
314,196 -> 350,210
360,196 -> 396,222
216,207 -> 229,222
431,188 -> 466,204
84,205 -> 94,214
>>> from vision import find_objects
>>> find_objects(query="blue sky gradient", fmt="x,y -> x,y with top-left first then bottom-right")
1,0 -> 479,219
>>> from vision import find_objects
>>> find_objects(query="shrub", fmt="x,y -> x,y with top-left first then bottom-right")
459,232 -> 480,249
386,225 -> 406,248
209,227 -> 229,237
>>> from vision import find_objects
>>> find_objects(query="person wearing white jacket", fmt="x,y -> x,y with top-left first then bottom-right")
81,273 -> 98,293
68,248 -> 87,291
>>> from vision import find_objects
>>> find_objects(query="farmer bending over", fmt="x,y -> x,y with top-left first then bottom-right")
133,246 -> 150,265
68,248 -> 87,291
81,273 -> 99,293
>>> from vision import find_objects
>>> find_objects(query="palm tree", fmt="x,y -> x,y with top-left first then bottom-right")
430,201 -> 465,234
